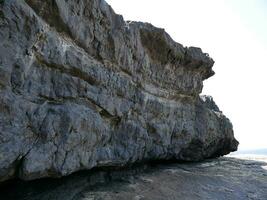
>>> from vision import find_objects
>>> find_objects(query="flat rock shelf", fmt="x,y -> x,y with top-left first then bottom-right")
1,156 -> 267,200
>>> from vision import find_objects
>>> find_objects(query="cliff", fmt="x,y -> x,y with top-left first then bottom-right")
0,0 -> 238,182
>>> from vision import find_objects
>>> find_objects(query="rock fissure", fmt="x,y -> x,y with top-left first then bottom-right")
34,53 -> 99,86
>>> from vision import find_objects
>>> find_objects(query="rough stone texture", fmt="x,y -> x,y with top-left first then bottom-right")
1,156 -> 267,200
0,0 -> 238,182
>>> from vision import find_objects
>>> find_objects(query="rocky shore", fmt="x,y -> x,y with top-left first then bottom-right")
1,156 -> 266,200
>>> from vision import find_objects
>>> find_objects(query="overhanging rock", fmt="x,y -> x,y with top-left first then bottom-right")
0,0 -> 238,182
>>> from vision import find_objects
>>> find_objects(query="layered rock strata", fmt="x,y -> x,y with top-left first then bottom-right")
0,0 -> 238,182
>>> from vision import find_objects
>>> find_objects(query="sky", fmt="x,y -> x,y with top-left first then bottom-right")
106,0 -> 267,150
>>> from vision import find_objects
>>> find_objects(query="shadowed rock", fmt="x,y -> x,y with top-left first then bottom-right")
1,156 -> 266,200
0,0 -> 238,182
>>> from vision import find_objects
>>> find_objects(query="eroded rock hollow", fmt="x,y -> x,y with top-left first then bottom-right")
0,0 -> 238,182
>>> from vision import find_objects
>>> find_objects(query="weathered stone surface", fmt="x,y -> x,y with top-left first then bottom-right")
0,0 -> 238,182
1,156 -> 267,200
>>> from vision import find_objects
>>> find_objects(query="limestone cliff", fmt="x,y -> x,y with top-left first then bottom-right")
0,0 -> 238,182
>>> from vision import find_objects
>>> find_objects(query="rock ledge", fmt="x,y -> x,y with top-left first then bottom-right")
0,0 -> 238,182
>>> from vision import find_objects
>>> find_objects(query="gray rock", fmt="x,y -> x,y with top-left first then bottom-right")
1,156 -> 267,200
0,0 -> 238,182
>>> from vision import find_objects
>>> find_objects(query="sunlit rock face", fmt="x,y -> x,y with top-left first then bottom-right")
0,0 -> 238,182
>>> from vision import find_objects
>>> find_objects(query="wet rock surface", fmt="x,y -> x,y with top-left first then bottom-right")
1,156 -> 267,200
0,0 -> 238,182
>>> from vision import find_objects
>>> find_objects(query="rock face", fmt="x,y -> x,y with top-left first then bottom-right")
0,0 -> 238,182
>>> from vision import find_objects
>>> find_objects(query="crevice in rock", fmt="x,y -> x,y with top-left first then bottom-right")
99,109 -> 121,128
120,67 -> 133,77
13,136 -> 39,182
0,82 -> 5,90
34,53 -> 99,86
146,123 -> 157,135
25,0 -> 72,37
36,92 -> 122,129
14,155 -> 26,180
0,10 -> 4,20
10,64 -> 24,95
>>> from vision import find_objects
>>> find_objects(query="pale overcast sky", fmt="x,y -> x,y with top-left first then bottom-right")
106,0 -> 267,150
